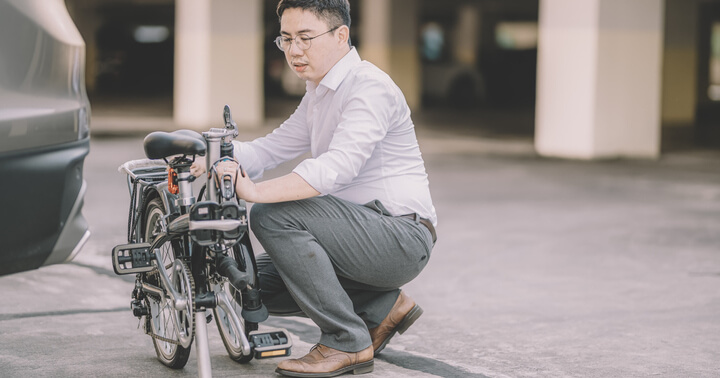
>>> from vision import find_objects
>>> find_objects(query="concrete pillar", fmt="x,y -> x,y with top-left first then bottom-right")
359,0 -> 420,110
535,0 -> 665,159
359,0 -> 391,72
174,0 -> 263,130
452,4 -> 480,66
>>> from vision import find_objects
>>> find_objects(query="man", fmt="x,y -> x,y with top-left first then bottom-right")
209,1 -> 437,376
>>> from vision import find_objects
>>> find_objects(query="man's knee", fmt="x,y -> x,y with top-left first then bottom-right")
250,200 -> 311,236
250,202 -> 307,246
249,202 -> 276,237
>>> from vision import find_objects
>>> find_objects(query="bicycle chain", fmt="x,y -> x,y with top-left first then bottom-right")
141,260 -> 195,347
142,272 -> 236,346
145,323 -> 183,345
141,295 -> 184,346
140,241 -> 249,348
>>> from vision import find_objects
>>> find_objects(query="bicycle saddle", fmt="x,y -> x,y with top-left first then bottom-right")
144,130 -> 206,159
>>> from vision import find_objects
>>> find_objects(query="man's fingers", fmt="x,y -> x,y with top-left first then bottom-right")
190,159 -> 207,176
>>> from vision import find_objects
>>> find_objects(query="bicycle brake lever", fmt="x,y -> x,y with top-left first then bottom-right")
223,105 -> 239,138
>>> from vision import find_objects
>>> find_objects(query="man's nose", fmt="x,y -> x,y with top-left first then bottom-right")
288,39 -> 304,56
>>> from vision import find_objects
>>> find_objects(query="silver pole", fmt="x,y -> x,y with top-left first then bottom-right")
195,309 -> 213,378
204,135 -> 221,202
176,171 -> 195,207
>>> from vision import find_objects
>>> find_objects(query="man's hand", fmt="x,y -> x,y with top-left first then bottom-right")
234,166 -> 259,202
214,161 -> 320,203
215,160 -> 259,202
190,156 -> 206,177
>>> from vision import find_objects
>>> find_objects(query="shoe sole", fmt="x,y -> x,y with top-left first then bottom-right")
373,304 -> 423,357
275,360 -> 374,377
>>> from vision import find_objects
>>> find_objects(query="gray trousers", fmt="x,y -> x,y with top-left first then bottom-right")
250,195 -> 433,352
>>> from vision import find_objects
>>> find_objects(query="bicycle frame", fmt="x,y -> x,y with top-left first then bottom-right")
112,106 -> 290,377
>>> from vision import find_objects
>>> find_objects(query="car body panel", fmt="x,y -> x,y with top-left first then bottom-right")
0,0 -> 91,275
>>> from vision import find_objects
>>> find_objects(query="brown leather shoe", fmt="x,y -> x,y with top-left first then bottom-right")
275,344 -> 373,377
369,291 -> 423,356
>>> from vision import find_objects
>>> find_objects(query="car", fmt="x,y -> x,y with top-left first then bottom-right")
0,0 -> 91,276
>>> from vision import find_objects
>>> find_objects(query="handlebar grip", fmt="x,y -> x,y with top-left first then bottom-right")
216,254 -> 249,290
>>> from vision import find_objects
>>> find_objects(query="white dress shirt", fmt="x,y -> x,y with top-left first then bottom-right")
233,47 -> 437,226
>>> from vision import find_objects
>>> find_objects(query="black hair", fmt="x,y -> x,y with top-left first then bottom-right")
276,0 -> 351,30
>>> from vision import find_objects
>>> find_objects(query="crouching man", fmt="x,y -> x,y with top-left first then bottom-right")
204,1 -> 437,376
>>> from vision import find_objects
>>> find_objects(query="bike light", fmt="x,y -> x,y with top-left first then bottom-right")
168,168 -> 179,194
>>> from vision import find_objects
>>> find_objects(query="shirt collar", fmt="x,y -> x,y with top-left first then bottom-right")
307,47 -> 361,94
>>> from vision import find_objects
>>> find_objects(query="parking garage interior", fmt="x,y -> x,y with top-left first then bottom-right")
64,0 -> 720,151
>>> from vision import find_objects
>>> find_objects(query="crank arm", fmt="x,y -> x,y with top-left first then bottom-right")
140,281 -> 164,299
216,290 -> 252,356
153,256 -> 189,311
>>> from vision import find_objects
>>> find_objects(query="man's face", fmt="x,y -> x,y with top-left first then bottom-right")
280,8 -> 341,85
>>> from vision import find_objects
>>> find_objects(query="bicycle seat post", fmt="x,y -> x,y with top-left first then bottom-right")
176,167 -> 196,208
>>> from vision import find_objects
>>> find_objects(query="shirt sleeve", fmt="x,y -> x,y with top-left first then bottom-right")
233,95 -> 311,180
293,77 -> 395,194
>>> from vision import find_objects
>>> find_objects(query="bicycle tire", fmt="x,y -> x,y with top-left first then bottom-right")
213,242 -> 258,363
144,198 -> 194,369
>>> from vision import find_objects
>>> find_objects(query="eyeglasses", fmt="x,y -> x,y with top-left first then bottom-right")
274,27 -> 339,52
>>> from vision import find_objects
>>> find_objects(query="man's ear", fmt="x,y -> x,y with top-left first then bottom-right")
336,25 -> 350,47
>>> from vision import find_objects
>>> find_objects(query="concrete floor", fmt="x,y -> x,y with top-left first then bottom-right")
1,107 -> 719,377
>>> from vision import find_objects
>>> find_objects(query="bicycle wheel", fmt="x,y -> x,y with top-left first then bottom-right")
213,243 -> 258,363
144,198 -> 194,369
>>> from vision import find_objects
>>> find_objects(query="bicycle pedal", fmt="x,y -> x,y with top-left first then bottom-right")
112,243 -> 155,275
206,313 -> 213,324
249,329 -> 293,359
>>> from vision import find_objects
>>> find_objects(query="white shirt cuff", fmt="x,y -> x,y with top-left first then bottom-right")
292,159 -> 338,195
